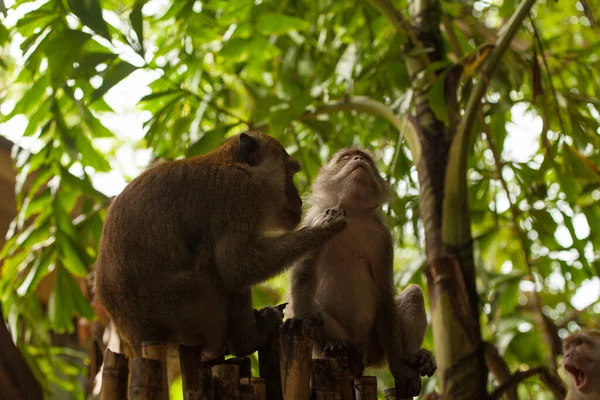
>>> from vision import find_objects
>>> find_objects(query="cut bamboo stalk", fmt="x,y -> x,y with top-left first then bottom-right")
250,377 -> 267,400
311,358 -> 344,400
129,358 -> 165,400
224,357 -> 252,379
212,363 -> 240,400
279,323 -> 312,400
394,377 -> 420,400
142,341 -> 169,400
334,357 -> 353,400
100,349 -> 129,400
354,376 -> 377,400
258,332 -> 283,400
384,388 -> 396,400
200,361 -> 215,400
180,345 -> 212,400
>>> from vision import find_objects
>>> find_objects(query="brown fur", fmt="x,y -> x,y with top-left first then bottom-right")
288,148 -> 436,387
564,329 -> 600,400
94,132 -> 347,359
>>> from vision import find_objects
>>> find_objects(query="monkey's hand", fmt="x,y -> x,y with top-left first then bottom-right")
255,305 -> 285,347
313,208 -> 347,233
408,349 -> 437,377
280,311 -> 324,337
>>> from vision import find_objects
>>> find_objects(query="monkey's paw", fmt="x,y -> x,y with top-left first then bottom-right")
408,349 -> 437,377
318,208 -> 347,233
280,312 -> 324,337
323,340 -> 365,378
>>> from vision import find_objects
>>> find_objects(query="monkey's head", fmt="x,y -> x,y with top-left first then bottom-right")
309,148 -> 392,210
235,132 -> 302,230
563,329 -> 600,395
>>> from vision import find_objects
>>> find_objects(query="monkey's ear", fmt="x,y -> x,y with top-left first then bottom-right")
238,132 -> 261,166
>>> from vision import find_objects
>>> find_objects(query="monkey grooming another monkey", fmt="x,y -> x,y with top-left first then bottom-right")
95,132 -> 347,361
288,148 -> 436,393
563,329 -> 600,400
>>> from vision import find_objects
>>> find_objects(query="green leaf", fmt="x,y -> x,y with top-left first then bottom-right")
130,1 -> 145,56
48,265 -> 94,333
91,60 -> 138,102
255,12 -> 311,35
187,124 -> 237,157
563,144 -> 600,185
44,29 -> 92,85
427,70 -> 449,126
67,0 -> 111,40
74,130 -> 111,171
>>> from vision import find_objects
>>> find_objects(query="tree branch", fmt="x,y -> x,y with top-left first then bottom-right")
490,366 -> 566,400
364,0 -> 430,69
253,96 -> 421,163
443,0 -> 538,245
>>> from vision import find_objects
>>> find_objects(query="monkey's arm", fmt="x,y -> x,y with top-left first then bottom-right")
215,223 -> 342,293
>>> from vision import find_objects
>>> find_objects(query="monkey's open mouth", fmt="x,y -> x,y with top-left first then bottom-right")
565,363 -> 588,390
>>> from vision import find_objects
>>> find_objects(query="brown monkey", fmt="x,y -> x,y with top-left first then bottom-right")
288,148 -> 436,392
94,132 -> 347,360
563,329 -> 600,400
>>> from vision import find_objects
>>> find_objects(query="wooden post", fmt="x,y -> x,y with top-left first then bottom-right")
384,388 -> 396,400
258,333 -> 283,400
129,358 -> 165,400
100,349 -> 129,400
142,341 -> 169,400
212,363 -> 240,399
394,377 -> 420,400
200,361 -> 215,400
225,357 -> 252,379
311,358 -> 355,400
354,376 -> 377,400
280,324 -> 312,400
250,378 -> 267,400
180,345 -> 213,400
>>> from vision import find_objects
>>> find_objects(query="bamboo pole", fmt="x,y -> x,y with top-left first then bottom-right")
200,361 -> 215,400
100,349 -> 129,400
258,332 -> 283,400
179,345 -> 213,400
129,358 -> 165,400
250,378 -> 267,400
354,376 -> 377,400
311,358 -> 353,400
384,388 -> 396,400
142,341 -> 169,400
225,357 -> 252,379
280,323 -> 312,399
212,363 -> 241,399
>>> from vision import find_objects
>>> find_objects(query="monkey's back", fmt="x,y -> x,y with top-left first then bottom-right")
94,153 -> 258,354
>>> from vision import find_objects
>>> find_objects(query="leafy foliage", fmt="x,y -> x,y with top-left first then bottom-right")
0,0 -> 598,398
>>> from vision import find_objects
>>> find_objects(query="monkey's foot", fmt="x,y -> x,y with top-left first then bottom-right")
280,312 -> 323,337
408,349 -> 437,377
322,340 -> 365,378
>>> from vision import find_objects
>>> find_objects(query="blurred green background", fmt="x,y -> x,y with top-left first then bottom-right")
0,0 -> 598,398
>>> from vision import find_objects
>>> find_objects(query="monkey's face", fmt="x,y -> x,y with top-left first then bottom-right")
312,148 -> 391,209
563,331 -> 600,394
238,132 -> 302,230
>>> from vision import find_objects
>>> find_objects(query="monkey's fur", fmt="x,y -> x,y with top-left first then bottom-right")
288,148 -> 436,391
563,329 -> 600,400
95,132 -> 347,359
